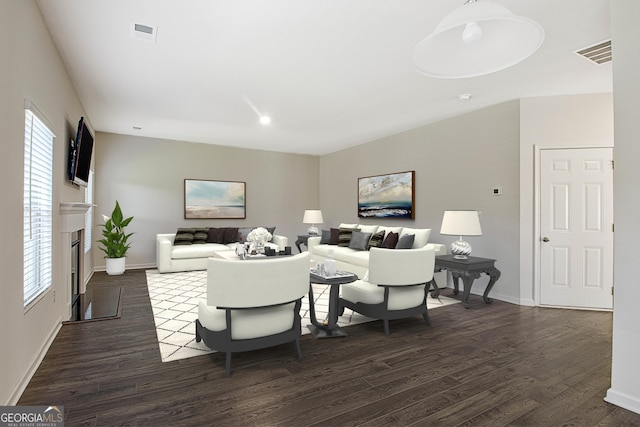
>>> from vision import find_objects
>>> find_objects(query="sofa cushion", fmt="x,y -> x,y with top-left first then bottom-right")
223,227 -> 239,244
382,232 -> 399,249
339,223 -> 358,229
368,230 -> 385,249
172,243 -> 229,259
349,231 -> 372,251
395,234 -> 415,249
338,228 -> 358,247
357,224 -> 379,234
206,227 -> 225,243
342,250 -> 370,268
399,227 -> 431,249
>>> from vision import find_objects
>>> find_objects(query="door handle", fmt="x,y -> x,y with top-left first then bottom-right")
542,237 -> 550,242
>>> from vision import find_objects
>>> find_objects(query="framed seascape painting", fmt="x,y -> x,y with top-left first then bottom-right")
184,179 -> 246,219
358,171 -> 415,219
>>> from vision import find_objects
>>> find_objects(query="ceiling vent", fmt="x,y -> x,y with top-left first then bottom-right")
130,22 -> 157,43
574,39 -> 612,65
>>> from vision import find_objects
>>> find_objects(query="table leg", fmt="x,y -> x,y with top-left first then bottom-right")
460,272 -> 477,309
307,283 -> 348,338
307,284 -> 323,329
452,274 -> 460,295
482,267 -> 501,304
429,278 -> 440,298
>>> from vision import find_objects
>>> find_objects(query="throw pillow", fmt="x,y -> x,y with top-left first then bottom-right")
329,228 -> 340,245
192,228 -> 209,244
368,230 -> 386,250
338,228 -> 358,247
395,234 -> 415,249
349,231 -> 372,251
381,231 -> 399,249
206,227 -> 225,243
237,227 -> 254,242
222,227 -> 239,244
320,229 -> 332,244
174,228 -> 195,246
264,226 -> 276,240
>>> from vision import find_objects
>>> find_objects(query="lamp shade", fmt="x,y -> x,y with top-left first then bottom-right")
412,0 -> 544,79
440,210 -> 482,236
303,210 -> 323,224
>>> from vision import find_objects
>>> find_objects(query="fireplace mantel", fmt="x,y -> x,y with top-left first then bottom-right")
59,202 -> 93,233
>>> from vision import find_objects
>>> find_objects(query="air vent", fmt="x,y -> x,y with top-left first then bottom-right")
575,39 -> 612,64
130,22 -> 157,43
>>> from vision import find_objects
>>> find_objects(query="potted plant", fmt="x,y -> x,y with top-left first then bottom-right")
98,200 -> 134,275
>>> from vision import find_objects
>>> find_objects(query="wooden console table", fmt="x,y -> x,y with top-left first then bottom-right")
432,255 -> 501,309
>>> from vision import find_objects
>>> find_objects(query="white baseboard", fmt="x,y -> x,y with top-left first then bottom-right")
605,388 -> 640,415
7,318 -> 62,405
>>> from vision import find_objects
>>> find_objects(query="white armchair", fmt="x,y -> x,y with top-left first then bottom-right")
338,246 -> 436,336
195,252 -> 310,375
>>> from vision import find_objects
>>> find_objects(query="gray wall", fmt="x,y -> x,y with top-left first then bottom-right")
1,0 -> 89,404
607,0 -> 640,414
319,101 -> 521,303
93,133 -> 319,270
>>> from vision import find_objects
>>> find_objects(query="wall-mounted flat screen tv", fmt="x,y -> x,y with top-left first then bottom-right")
69,117 -> 93,187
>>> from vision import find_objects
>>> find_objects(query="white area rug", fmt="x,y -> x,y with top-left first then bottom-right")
145,269 -> 460,362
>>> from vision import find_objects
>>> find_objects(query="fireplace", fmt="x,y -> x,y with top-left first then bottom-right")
60,202 -> 92,320
70,230 -> 81,320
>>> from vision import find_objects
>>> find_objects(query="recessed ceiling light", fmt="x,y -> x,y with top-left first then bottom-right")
458,93 -> 472,101
259,116 -> 271,125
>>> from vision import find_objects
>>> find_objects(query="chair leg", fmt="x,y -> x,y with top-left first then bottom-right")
383,319 -> 390,336
225,352 -> 232,376
195,322 -> 201,342
423,310 -> 431,326
293,338 -> 303,359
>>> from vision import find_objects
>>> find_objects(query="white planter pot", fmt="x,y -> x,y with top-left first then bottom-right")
106,257 -> 126,275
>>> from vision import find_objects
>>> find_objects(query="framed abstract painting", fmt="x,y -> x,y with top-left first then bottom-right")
358,171 -> 415,219
184,179 -> 246,219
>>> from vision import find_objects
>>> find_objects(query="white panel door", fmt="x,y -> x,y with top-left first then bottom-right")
540,148 -> 613,309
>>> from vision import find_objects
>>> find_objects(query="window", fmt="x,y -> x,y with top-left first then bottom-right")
23,102 -> 55,307
84,169 -> 94,252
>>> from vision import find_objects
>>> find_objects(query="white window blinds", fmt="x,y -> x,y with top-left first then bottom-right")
23,104 -> 55,307
84,169 -> 94,252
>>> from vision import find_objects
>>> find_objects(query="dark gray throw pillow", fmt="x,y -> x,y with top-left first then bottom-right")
396,234 -> 415,249
349,231 -> 372,251
320,229 -> 332,244
381,232 -> 399,249
237,227 -> 254,242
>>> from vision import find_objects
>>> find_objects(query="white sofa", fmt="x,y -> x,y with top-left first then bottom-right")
307,223 -> 446,285
156,232 -> 288,273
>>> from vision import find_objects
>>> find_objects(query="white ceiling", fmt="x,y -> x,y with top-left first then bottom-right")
37,0 -> 612,155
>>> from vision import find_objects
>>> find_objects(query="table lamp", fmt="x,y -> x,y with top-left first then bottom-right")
440,210 -> 482,259
303,209 -> 323,236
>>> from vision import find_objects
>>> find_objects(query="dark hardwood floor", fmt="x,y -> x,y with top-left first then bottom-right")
19,269 -> 640,426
